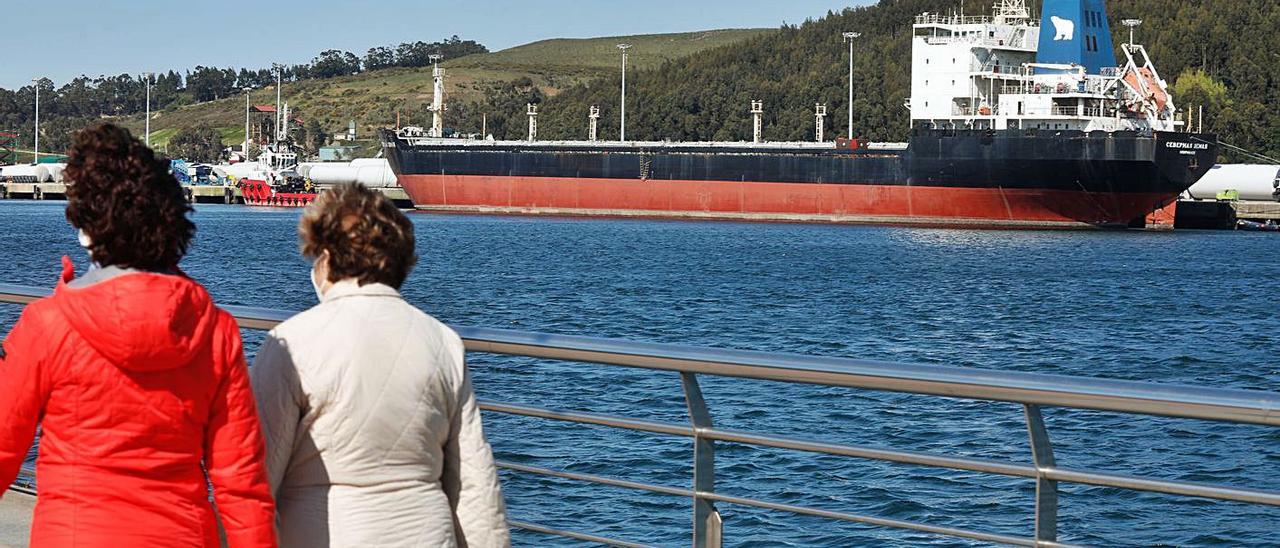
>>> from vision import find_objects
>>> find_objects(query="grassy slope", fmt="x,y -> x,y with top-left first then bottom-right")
117,29 -> 773,151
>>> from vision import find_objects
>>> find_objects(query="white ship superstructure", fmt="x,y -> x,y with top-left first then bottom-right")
909,0 -> 1181,133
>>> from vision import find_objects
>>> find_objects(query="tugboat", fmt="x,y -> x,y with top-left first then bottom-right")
381,0 -> 1217,229
237,143 -> 318,208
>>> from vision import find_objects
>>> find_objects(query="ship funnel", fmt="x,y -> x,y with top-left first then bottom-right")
1036,0 -> 1118,74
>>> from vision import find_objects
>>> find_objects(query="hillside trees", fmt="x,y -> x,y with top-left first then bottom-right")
447,78 -> 545,139
364,47 -> 396,71
393,36 -> 488,68
168,124 -> 224,163
310,50 -> 363,79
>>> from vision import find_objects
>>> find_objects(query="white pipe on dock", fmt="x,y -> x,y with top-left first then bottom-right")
1184,164 -> 1280,202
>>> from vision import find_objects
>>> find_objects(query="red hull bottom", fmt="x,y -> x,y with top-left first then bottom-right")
242,195 -> 316,208
398,174 -> 1180,229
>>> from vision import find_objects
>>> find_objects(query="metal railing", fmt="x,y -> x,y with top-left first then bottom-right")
3,283 -> 1279,547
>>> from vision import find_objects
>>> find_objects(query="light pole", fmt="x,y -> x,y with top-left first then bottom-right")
1121,19 -> 1142,48
274,64 -> 283,144
243,87 -> 253,160
143,72 -> 154,147
842,32 -> 861,140
617,43 -> 632,141
31,78 -> 40,164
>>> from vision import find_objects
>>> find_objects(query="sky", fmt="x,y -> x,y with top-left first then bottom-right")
2,0 -> 867,90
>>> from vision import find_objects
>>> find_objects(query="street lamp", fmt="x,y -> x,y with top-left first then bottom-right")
31,78 -> 40,164
617,43 -> 632,141
143,72 -> 154,147
842,32 -> 861,140
243,87 -> 254,160
274,64 -> 284,144
1121,19 -> 1142,48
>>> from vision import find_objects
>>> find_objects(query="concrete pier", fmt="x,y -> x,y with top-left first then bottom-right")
1,183 -> 413,209
0,183 -> 67,201
1176,200 -> 1280,229
186,185 -> 240,205
0,491 -> 33,547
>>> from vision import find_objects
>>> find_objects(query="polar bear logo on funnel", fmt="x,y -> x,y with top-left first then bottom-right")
1050,16 -> 1076,41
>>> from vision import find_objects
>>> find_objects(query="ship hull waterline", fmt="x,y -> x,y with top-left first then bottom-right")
383,129 -> 1218,230
397,174 -> 1183,230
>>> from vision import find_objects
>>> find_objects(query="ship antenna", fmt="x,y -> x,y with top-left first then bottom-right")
994,0 -> 1030,24
1121,19 -> 1143,49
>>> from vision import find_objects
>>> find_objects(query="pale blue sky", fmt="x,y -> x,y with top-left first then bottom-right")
3,0 -> 867,89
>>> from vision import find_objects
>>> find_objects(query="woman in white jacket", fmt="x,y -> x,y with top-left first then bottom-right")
251,183 -> 509,547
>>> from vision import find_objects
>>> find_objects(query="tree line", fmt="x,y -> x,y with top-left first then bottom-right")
448,0 -> 1280,162
0,36 -> 486,155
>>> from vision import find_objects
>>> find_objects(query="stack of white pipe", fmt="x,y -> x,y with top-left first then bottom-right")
0,164 -> 53,183
213,162 -> 269,181
1184,164 -> 1280,202
306,159 -> 398,188
45,163 -> 67,183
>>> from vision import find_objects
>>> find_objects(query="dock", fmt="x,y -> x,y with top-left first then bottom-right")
0,491 -> 33,547
0,183 -> 414,209
1175,200 -> 1280,229
0,183 -> 67,201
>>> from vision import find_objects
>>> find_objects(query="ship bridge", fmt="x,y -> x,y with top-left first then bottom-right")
909,0 -> 1183,134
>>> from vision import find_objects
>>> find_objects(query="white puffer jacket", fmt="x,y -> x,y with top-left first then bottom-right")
251,280 -> 510,547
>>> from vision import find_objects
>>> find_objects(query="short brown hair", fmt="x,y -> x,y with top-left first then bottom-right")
299,183 -> 416,289
64,122 -> 195,271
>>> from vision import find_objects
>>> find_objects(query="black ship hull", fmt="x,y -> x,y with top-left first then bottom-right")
381,129 -> 1218,229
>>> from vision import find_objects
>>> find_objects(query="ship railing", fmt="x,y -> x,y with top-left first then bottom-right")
915,13 -> 1040,29
3,283 -> 1279,548
979,64 -> 1026,76
923,35 -> 1018,48
915,13 -> 992,26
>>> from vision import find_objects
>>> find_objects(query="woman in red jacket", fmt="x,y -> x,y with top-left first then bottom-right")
0,123 -> 276,547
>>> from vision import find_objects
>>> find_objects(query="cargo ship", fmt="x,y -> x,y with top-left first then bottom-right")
382,0 -> 1218,229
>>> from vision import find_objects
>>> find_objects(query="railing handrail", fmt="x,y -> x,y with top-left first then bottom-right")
3,282 -> 1275,426
4,281 -> 1279,547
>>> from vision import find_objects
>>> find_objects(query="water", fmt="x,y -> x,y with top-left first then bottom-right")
2,200 -> 1278,546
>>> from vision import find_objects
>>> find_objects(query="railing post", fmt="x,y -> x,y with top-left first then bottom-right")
681,372 -> 722,548
1024,404 -> 1059,545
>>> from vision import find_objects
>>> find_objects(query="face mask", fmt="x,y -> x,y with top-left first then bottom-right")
310,254 -> 329,302
77,229 -> 99,270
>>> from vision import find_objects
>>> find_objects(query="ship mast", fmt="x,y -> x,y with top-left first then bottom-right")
993,0 -> 1030,25
428,54 -> 446,138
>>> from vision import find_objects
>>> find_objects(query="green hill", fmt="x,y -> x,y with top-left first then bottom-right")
456,29 -> 773,71
113,29 -> 773,153
530,0 -> 1280,160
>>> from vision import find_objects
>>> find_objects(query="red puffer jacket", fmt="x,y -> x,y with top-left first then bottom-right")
0,258 -> 276,547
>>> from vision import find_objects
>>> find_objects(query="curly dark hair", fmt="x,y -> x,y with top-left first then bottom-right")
300,183 -> 417,289
64,123 -> 195,271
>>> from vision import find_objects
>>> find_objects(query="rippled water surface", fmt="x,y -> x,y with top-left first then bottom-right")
2,200 -> 1278,546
